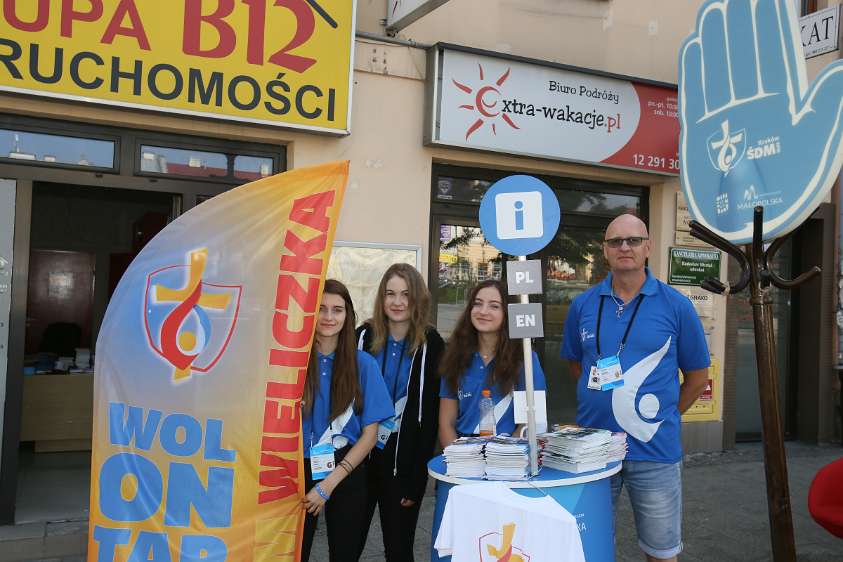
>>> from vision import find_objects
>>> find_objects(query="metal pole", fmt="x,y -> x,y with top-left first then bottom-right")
747,241 -> 796,562
689,206 -> 817,562
518,255 -> 539,476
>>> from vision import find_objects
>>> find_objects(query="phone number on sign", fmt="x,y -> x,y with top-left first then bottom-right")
632,154 -> 680,172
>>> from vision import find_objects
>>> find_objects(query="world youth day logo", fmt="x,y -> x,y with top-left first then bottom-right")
679,0 -> 843,244
144,249 -> 242,382
452,64 -> 520,140
479,523 -> 531,562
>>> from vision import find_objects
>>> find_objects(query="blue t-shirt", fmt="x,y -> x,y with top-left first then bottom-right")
302,350 -> 393,457
439,351 -> 546,436
561,269 -> 710,463
369,335 -> 413,422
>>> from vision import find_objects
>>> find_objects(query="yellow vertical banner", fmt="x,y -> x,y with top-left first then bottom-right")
88,161 -> 348,561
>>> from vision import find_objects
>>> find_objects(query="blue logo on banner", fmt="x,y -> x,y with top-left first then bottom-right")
679,0 -> 843,244
479,175 -> 560,256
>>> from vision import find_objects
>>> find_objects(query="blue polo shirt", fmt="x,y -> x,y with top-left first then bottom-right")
439,351 -> 546,436
369,336 -> 413,420
302,350 -> 393,457
561,269 -> 710,463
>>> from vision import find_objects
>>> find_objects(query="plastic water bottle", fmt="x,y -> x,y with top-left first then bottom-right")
478,389 -> 496,437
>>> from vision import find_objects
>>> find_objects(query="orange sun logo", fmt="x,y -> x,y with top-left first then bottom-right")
452,64 -> 519,140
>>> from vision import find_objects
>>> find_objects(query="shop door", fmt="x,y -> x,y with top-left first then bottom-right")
537,225 -> 608,424
733,241 -> 794,440
0,179 -> 14,461
432,217 -> 609,425
433,218 -> 503,340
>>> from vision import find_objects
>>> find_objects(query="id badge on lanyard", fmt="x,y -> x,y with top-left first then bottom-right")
309,442 -> 335,480
589,293 -> 644,392
376,418 -> 397,449
592,355 -> 624,391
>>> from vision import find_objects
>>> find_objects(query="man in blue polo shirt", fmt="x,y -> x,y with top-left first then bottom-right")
562,214 -> 710,562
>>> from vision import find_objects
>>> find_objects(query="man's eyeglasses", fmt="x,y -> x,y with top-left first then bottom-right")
604,237 -> 648,248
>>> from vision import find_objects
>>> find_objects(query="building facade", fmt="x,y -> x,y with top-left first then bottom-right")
0,0 -> 839,525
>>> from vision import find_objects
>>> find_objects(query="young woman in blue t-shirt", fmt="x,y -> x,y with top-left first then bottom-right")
301,279 -> 393,561
438,279 -> 546,446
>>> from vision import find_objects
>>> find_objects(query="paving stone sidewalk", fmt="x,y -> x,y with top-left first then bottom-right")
1,441 -> 841,561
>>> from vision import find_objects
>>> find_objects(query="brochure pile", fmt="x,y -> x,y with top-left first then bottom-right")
539,427 -> 627,473
443,437 -> 486,478
484,436 -> 533,480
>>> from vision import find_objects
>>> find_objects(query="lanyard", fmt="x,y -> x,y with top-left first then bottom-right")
380,339 -> 408,400
596,294 -> 645,358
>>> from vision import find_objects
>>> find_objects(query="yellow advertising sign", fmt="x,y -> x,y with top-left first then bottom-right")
0,1 -> 355,134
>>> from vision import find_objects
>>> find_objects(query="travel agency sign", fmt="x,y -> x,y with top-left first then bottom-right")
426,44 -> 680,175
679,0 -> 843,244
0,1 -> 355,134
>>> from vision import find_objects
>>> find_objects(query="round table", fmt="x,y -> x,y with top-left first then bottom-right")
428,456 -> 621,561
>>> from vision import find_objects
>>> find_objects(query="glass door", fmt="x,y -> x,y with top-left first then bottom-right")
432,216 -> 610,426
0,179 -> 14,463
536,225 -> 608,424
434,219 -> 504,339
733,241 -> 793,440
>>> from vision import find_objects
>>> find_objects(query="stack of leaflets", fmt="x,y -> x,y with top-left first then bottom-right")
538,427 -> 613,473
608,432 -> 628,463
443,437 -> 486,478
484,436 -> 532,480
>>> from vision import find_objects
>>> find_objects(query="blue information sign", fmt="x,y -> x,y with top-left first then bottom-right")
679,0 -> 843,244
478,175 -> 561,256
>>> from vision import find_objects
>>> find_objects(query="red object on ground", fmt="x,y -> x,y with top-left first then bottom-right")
808,457 -> 843,538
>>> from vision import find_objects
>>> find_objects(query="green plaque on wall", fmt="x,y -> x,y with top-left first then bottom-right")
668,247 -> 721,286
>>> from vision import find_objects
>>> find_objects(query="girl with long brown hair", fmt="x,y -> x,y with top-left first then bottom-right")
300,279 -> 393,562
438,279 -> 546,446
356,264 -> 444,561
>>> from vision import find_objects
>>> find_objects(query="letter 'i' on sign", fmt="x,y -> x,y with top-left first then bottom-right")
479,175 -> 560,256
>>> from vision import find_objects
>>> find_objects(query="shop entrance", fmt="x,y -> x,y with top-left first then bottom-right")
15,182 -> 176,523
430,165 -> 646,425
0,116 -> 286,525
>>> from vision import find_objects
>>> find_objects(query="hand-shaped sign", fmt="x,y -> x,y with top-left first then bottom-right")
680,0 -> 843,244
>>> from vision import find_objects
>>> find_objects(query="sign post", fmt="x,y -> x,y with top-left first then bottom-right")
679,1 -> 843,560
479,175 -> 560,476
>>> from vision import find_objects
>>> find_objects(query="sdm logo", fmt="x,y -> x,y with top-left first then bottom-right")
143,248 -> 242,382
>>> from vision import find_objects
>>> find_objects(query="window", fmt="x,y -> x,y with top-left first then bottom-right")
430,164 -> 648,423
140,145 -> 228,178
137,144 -> 280,183
0,115 -> 286,182
234,155 -> 274,180
794,0 -> 818,16
0,129 -> 115,170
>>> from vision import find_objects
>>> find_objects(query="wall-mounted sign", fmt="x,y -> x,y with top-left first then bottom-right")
676,192 -> 692,232
679,0 -> 843,244
668,247 -> 721,286
0,1 -> 355,134
426,44 -> 680,175
682,355 -> 721,421
387,0 -> 451,32
677,286 -> 716,319
800,5 -> 840,59
675,230 -> 711,248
